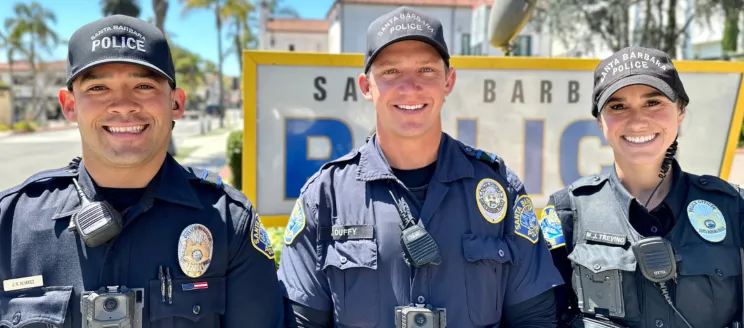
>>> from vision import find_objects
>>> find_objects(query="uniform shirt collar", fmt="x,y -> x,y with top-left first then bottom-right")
609,159 -> 685,220
357,132 -> 473,183
74,155 -> 203,211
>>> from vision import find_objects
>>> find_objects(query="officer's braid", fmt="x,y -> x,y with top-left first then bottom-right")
644,103 -> 683,207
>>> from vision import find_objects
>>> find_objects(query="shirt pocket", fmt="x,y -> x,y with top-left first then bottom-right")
567,243 -> 640,321
461,234 -> 512,326
148,276 -> 225,328
674,244 -> 741,328
0,286 -> 73,328
322,239 -> 379,327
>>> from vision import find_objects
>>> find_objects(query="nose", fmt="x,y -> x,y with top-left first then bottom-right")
396,74 -> 422,94
106,90 -> 141,115
627,108 -> 650,130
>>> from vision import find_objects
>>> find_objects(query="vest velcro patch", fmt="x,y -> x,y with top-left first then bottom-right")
585,231 -> 626,246
319,225 -> 374,241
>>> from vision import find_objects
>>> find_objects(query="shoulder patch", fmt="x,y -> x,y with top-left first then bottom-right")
284,199 -> 306,245
251,215 -> 275,260
539,205 -> 565,250
687,199 -> 727,243
513,195 -> 540,243
475,178 -> 508,223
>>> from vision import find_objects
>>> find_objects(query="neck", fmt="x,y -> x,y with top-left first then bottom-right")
614,158 -> 672,209
82,150 -> 165,188
377,129 -> 441,170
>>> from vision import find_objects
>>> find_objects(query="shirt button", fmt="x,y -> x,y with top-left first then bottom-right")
417,296 -> 425,303
655,319 -> 664,327
498,249 -> 505,257
650,226 -> 658,233
340,256 -> 347,264
193,305 -> 201,315
716,268 -> 723,277
12,312 -> 20,325
699,177 -> 707,185
593,264 -> 601,270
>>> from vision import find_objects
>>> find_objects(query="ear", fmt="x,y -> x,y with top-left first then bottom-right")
58,88 -> 77,123
444,67 -> 456,96
677,105 -> 686,125
358,73 -> 373,101
171,88 -> 186,120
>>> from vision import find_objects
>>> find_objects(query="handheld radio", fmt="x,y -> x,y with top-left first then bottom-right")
68,178 -> 123,248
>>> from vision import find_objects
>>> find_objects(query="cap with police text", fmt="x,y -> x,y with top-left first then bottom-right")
592,46 -> 688,117
66,15 -> 176,88
364,6 -> 450,74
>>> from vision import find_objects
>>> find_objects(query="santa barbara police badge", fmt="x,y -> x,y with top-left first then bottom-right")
513,195 -> 540,243
177,224 -> 214,278
687,199 -> 727,243
476,178 -> 507,224
251,215 -> 275,259
539,205 -> 565,250
284,199 -> 306,245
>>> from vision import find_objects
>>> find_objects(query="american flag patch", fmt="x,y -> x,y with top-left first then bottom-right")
182,282 -> 208,291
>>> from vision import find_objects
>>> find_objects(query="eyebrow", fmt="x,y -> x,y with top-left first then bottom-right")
79,70 -> 161,84
606,91 -> 665,103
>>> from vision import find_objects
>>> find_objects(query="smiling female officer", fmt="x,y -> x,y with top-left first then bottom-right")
543,46 -> 744,328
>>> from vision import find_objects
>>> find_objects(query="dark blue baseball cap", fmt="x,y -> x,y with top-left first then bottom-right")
66,15 -> 176,89
364,6 -> 450,74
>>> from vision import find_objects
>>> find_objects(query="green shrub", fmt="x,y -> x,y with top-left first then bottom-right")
12,120 -> 37,132
268,227 -> 285,269
740,124 -> 744,148
0,124 -> 9,131
227,130 -> 243,190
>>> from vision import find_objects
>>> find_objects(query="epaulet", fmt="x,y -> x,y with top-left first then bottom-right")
300,147 -> 361,195
459,143 -> 507,177
568,174 -> 608,191
0,157 -> 79,201
184,166 -> 224,189
688,173 -> 739,197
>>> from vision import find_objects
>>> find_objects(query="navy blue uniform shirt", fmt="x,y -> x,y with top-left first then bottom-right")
0,155 -> 284,327
278,132 -> 563,327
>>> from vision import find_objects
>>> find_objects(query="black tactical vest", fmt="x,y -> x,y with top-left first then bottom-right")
567,173 -> 742,328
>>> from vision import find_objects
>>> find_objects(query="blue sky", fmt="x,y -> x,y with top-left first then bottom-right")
1,0 -> 335,76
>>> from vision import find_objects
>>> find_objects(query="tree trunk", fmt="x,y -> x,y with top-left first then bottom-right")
722,0 -> 740,53
234,19 -> 242,73
216,3 -> 225,128
153,0 -> 168,33
8,55 -> 15,125
664,0 -> 678,57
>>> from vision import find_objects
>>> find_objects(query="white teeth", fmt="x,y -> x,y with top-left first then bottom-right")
623,134 -> 656,144
397,104 -> 424,110
108,125 -> 145,133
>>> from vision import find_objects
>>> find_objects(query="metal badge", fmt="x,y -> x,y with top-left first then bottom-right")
177,224 -> 214,278
687,199 -> 727,243
475,178 -> 507,224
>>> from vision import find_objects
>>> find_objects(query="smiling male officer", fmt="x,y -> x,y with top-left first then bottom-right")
278,6 -> 563,328
0,15 -> 283,327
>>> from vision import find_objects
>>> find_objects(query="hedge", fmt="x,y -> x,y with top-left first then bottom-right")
227,130 -> 243,190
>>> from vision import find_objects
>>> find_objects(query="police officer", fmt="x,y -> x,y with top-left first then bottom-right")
0,15 -> 283,327
542,46 -> 744,328
278,6 -> 563,328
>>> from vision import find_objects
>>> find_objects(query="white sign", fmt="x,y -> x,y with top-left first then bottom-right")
242,52 -> 744,227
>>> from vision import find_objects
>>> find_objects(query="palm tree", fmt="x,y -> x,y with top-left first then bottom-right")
223,0 -> 254,72
4,1 -> 59,121
101,0 -> 141,17
180,0 -> 253,128
0,30 -> 21,125
263,0 -> 299,18
153,0 -> 169,32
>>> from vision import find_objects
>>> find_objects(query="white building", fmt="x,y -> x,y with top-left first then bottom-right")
262,18 -> 329,52
0,60 -> 66,122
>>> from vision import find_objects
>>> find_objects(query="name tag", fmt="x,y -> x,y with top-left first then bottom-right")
3,275 -> 44,292
320,225 -> 374,241
585,231 -> 627,246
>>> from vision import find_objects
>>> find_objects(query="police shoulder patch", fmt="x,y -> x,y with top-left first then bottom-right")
513,195 -> 540,243
177,224 -> 214,278
284,199 -> 306,245
687,199 -> 727,243
539,205 -> 565,250
476,178 -> 508,224
251,215 -> 275,259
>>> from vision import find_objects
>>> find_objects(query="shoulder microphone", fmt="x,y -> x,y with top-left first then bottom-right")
68,178 -> 123,248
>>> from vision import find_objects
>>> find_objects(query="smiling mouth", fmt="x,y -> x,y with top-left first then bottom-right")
394,104 -> 427,112
104,124 -> 149,134
622,133 -> 658,144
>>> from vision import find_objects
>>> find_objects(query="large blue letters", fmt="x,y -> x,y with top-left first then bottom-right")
285,118 -> 352,199
559,120 -> 612,186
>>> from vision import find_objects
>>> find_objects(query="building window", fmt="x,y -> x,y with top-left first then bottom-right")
289,44 -> 295,51
512,35 -> 532,56
270,37 -> 275,47
461,33 -> 472,55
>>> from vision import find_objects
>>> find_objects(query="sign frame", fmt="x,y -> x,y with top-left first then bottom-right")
241,50 -> 744,228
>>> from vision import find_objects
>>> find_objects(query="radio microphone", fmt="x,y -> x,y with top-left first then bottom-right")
69,178 -> 123,248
